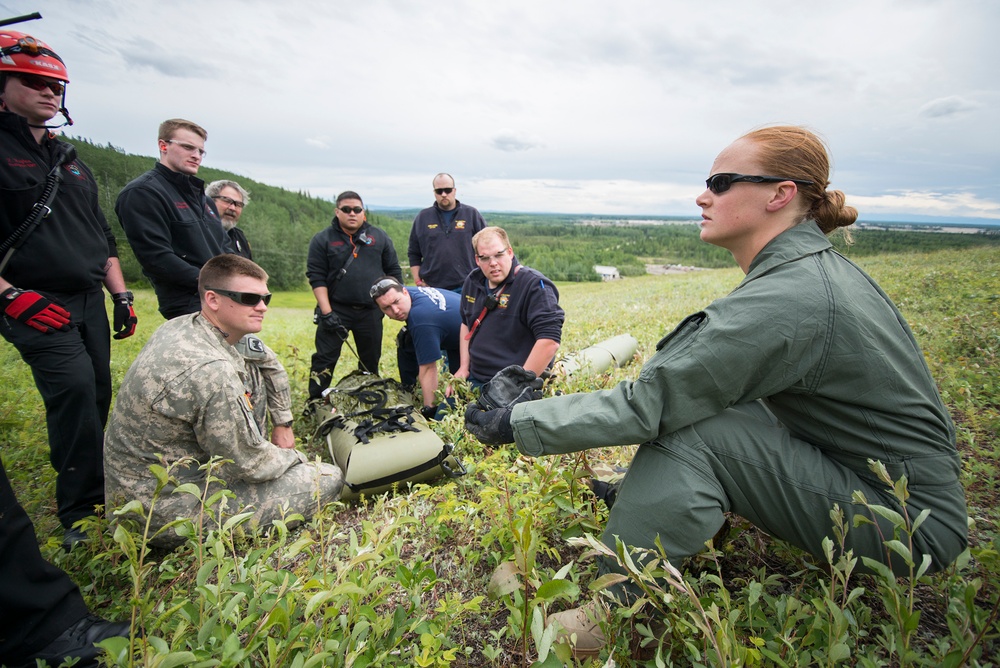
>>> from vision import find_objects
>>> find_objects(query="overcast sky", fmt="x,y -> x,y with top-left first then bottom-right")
4,0 -> 998,220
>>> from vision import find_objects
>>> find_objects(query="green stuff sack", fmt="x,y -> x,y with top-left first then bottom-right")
314,372 -> 466,501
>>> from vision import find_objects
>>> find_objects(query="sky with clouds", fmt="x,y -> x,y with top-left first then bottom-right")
3,0 -> 998,221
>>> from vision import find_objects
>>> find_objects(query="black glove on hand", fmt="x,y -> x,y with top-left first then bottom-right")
1,287 -> 71,333
479,365 -> 544,411
319,311 -> 348,338
112,292 -> 137,340
420,405 -> 439,421
464,404 -> 515,445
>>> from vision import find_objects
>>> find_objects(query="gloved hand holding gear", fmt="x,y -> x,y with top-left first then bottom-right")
464,404 -> 515,445
319,311 -> 348,338
1,287 -> 71,333
479,365 -> 544,411
111,291 -> 137,340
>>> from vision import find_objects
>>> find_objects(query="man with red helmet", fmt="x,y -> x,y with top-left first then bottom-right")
0,29 -> 138,536
0,27 -> 134,667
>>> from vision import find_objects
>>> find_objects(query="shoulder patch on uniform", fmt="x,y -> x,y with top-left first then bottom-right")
245,335 -> 265,354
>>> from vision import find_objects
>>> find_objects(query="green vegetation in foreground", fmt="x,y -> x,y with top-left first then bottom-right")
1,246 -> 997,666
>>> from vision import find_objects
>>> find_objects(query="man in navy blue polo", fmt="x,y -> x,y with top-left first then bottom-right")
371,276 -> 461,419
455,227 -> 564,387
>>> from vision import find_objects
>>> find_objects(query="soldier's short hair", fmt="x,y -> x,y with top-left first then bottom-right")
198,254 -> 268,299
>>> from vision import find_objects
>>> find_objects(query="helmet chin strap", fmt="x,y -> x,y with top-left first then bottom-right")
28,107 -> 73,130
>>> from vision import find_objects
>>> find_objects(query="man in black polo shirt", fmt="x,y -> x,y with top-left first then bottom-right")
306,191 -> 402,401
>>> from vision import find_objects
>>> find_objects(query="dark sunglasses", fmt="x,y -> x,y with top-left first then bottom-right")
339,205 -> 364,214
369,278 -> 402,299
207,287 -> 272,306
14,73 -> 65,96
434,187 -> 454,195
706,173 -> 814,195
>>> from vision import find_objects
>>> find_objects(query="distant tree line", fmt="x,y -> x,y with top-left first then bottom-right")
67,138 -> 999,289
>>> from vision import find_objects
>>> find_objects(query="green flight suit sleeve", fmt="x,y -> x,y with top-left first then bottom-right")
511,269 -> 830,457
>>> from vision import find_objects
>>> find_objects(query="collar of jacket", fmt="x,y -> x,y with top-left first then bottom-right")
153,160 -> 207,195
331,218 -> 371,239
743,221 -> 833,284
434,200 -> 462,213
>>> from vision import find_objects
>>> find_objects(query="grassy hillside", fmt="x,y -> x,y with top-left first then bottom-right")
1,244 -> 997,666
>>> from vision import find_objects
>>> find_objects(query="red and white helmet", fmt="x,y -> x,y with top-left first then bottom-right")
0,30 -> 69,82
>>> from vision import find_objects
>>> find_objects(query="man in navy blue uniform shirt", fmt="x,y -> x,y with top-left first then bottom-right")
455,227 -> 564,386
407,173 -> 486,291
371,276 -> 461,417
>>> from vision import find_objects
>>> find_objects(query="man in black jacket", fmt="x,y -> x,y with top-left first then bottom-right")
306,191 -> 402,400
0,29 -> 137,549
407,173 -> 486,291
115,118 -> 230,319
207,179 -> 253,260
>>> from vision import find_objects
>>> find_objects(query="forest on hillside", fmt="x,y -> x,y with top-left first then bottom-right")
67,137 -> 1000,289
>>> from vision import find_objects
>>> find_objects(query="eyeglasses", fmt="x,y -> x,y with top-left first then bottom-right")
339,205 -> 364,214
213,195 -> 245,209
13,73 -> 65,96
166,139 -> 207,157
369,278 -> 402,299
434,187 -> 454,196
476,249 -> 510,263
706,173 -> 814,195
207,287 -> 271,306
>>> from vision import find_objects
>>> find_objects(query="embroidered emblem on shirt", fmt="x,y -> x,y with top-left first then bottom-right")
498,294 -> 510,309
455,220 -> 466,229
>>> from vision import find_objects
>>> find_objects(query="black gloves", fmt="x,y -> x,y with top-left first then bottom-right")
319,311 -> 348,338
1,287 -> 71,333
464,404 -> 514,445
420,405 -> 439,421
111,291 -> 137,340
464,365 -> 544,445
479,365 -> 545,410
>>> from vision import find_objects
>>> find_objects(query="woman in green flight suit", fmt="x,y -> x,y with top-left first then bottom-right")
464,125 -> 969,658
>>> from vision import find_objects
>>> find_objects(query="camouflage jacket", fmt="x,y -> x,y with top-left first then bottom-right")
105,314 -> 306,500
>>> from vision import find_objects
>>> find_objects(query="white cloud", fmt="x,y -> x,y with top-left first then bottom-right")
850,191 -> 1000,220
4,0 -> 998,221
918,96 -> 981,119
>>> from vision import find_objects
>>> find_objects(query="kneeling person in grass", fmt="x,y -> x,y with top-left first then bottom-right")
105,255 -> 343,548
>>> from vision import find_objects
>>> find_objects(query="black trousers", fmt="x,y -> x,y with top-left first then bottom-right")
0,289 -> 110,529
396,327 -> 460,390
309,305 -> 383,399
0,457 -> 89,663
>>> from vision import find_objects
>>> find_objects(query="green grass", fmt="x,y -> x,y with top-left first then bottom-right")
1,246 -> 998,666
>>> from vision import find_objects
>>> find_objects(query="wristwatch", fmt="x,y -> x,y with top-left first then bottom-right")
111,291 -> 134,304
276,420 -> 294,428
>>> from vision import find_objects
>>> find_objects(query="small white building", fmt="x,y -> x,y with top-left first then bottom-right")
593,265 -> 620,281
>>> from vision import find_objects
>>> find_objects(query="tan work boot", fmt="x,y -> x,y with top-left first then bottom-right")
547,601 -> 608,658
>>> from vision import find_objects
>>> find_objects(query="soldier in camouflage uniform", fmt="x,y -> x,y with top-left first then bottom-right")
105,255 -> 343,549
